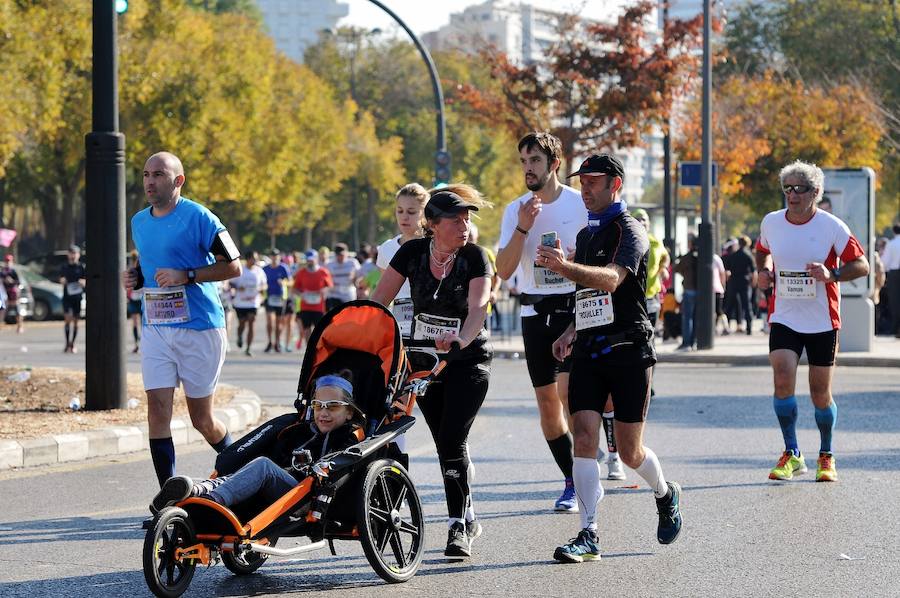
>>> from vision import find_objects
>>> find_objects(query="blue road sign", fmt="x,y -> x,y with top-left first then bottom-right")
679,162 -> 718,187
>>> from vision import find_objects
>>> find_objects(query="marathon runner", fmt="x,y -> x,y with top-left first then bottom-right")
756,160 -> 869,482
538,153 -> 683,562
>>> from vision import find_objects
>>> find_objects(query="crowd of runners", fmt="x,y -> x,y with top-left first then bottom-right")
128,136 -> 868,563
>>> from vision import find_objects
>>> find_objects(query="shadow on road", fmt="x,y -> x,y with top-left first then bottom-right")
0,515 -> 142,547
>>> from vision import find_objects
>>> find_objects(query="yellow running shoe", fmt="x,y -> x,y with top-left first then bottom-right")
768,451 -> 807,480
816,452 -> 837,482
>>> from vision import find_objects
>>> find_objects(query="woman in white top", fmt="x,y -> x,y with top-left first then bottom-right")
376,183 -> 428,338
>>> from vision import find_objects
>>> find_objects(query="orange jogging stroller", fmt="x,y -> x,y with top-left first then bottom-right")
142,300 -> 444,597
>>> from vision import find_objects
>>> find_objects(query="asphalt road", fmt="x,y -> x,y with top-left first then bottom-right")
1,321 -> 899,597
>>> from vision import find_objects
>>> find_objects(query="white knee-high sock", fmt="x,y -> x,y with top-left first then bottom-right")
634,447 -> 668,498
573,456 -> 604,531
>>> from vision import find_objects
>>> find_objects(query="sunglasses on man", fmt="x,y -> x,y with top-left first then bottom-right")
783,184 -> 812,195
311,399 -> 351,412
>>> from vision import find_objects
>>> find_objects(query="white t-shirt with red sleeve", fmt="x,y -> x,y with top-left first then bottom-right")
757,209 -> 864,333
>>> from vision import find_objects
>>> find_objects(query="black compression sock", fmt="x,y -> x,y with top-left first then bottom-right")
149,437 -> 176,487
547,432 -> 574,479
64,323 -> 70,344
210,431 -> 233,453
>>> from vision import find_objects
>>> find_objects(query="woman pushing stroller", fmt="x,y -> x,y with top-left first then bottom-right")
151,371 -> 363,512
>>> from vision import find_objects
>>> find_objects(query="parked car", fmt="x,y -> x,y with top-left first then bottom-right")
2,267 -> 33,324
17,265 -> 84,321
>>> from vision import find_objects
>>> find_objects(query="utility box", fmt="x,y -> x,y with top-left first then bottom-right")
823,168 -> 875,352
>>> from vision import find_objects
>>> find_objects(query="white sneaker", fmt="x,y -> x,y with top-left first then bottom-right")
607,456 -> 626,481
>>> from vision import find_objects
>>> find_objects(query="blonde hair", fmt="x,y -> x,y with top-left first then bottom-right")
428,183 -> 493,211
423,183 -> 492,237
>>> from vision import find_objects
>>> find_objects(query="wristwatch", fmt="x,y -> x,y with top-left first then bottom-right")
187,269 -> 197,284
830,266 -> 841,281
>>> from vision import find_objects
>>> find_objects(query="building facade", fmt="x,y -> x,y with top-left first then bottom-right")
255,0 -> 349,63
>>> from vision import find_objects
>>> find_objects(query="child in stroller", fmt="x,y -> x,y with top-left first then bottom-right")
151,370 -> 363,513
142,300 -> 438,598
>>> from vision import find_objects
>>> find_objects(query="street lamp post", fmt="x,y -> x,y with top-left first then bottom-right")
696,0 -> 715,350
363,0 -> 449,185
84,0 -> 126,409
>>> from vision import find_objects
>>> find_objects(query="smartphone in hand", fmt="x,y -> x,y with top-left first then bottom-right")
540,231 -> 558,248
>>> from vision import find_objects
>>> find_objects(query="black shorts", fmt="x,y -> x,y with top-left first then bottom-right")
769,322 -> 838,367
265,303 -> 288,315
235,307 -> 258,321
521,313 -> 573,388
298,310 -> 323,329
568,360 -> 652,423
127,299 -> 142,317
63,295 -> 82,317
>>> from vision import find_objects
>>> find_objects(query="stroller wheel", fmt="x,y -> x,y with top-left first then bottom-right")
142,507 -> 197,598
357,459 -> 425,583
222,540 -> 274,575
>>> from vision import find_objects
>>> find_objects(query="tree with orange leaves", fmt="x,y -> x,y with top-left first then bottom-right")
675,72 -> 885,222
453,1 -> 705,174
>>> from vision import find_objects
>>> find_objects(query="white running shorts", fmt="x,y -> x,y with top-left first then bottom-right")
141,326 -> 227,397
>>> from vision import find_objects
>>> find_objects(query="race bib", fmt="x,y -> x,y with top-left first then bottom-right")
412,313 -> 461,352
66,282 -> 83,296
144,286 -> 190,325
391,298 -> 414,338
575,288 -> 614,331
266,295 -> 284,307
235,287 -> 259,305
533,264 -> 571,290
301,291 -> 322,305
776,270 -> 816,299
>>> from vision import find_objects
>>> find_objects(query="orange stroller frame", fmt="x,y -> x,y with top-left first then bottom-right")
142,300 -> 445,597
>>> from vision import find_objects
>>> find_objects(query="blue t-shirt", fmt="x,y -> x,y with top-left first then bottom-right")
263,263 -> 291,297
131,197 -> 226,330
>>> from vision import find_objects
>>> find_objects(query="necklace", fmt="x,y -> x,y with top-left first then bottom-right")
430,239 -> 458,299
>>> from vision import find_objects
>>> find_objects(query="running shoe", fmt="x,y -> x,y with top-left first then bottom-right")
816,452 -> 837,482
264,342 -> 273,353
151,475 -> 195,513
466,520 -> 482,548
554,478 -> 578,512
656,481 -> 682,544
607,456 -> 626,481
444,522 -> 470,557
244,349 -> 252,357
553,528 -> 601,563
768,450 -> 807,480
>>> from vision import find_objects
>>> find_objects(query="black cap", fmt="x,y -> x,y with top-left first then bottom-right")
334,242 -> 348,253
566,153 -> 625,179
425,191 -> 479,219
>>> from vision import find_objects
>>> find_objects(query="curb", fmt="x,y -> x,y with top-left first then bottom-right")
490,347 -> 900,368
0,386 -> 263,471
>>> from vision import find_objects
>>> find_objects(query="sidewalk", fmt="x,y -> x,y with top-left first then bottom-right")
489,330 -> 900,368
0,384 -> 263,471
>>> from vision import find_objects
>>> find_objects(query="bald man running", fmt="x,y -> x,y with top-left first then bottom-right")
123,151 -> 243,495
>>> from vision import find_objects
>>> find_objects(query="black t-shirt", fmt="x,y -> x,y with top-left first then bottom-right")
60,263 -> 86,297
389,237 -> 492,364
724,248 -> 754,288
573,213 -> 654,365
